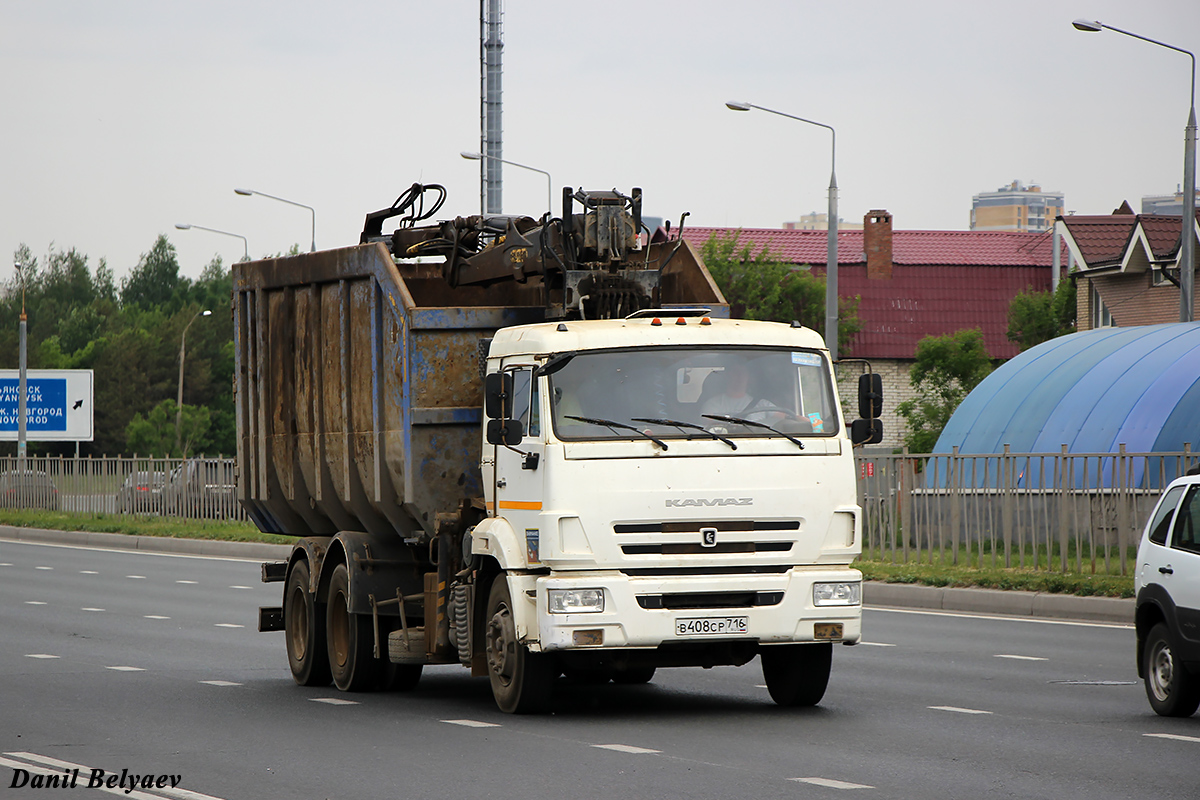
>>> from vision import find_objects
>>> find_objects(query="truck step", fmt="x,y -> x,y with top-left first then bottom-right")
387,627 -> 427,664
258,606 -> 284,632
261,561 -> 287,583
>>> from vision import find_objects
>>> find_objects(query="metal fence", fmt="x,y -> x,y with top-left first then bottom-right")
855,446 -> 1196,576
0,455 -> 243,521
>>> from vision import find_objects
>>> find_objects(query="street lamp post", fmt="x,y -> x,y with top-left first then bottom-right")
176,309 -> 212,455
175,223 -> 249,261
460,151 -> 554,220
726,101 -> 841,360
1073,18 -> 1196,322
234,188 -> 316,253
13,262 -> 27,466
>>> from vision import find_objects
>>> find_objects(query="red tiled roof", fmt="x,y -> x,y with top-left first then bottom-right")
1058,216 -> 1137,267
1140,214 -> 1188,258
676,226 -> 1060,360
678,226 -> 1064,267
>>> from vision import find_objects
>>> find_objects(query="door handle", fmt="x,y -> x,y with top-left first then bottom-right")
496,478 -> 507,488
1159,566 -> 1174,575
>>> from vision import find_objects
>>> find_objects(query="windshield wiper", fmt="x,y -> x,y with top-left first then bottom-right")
701,414 -> 805,450
565,416 -> 669,450
631,417 -> 737,450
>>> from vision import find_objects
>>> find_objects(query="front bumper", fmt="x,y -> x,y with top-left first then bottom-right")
532,567 -> 862,651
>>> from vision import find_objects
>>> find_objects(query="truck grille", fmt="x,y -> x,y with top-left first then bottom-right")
614,520 -> 800,534
637,591 -> 785,610
620,542 -> 792,555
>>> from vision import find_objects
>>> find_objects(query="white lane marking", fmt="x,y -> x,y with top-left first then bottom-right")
929,705 -> 992,715
755,684 -> 768,689
0,538 -> 268,564
441,719 -> 500,728
6,751 -> 226,800
81,607 -> 106,612
0,562 -> 12,566
995,654 -> 1047,661
24,600 -> 47,605
1145,733 -> 1200,744
106,666 -> 145,672
0,755 -> 160,800
176,580 -> 198,584
25,654 -> 59,659
310,697 -> 358,705
35,566 -> 53,570
80,570 -> 98,574
860,642 -> 896,647
593,744 -> 661,754
868,606 -> 1132,630
144,615 -> 171,620
792,777 -> 875,790
126,575 -> 147,579
199,680 -> 242,687
214,623 -> 244,628
229,585 -> 251,590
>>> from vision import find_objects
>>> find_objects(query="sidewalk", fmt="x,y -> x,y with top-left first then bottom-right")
2,524 -> 1134,625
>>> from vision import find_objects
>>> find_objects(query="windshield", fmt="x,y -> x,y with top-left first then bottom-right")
548,347 -> 837,441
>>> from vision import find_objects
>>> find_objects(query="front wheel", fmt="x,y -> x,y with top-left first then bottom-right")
1144,623 -> 1200,717
285,560 -> 331,686
761,643 -> 832,707
485,575 -> 555,713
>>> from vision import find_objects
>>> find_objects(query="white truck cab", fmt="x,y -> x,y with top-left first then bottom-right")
473,312 -> 871,711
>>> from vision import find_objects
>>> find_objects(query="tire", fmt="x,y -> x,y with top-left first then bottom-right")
1143,622 -> 1200,717
485,575 -> 556,713
285,560 -> 331,686
326,562 -> 384,692
612,666 -> 656,685
761,643 -> 833,707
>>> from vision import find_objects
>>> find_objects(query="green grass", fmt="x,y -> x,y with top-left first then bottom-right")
856,556 -> 1134,598
0,509 -> 293,545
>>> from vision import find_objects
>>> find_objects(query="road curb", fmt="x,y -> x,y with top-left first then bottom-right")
864,581 -> 1133,625
0,525 -> 293,561
2,525 -> 1134,624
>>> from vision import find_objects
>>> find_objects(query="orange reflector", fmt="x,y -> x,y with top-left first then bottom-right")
650,318 -> 662,326
675,317 -> 686,325
700,317 -> 711,325
573,629 -> 604,646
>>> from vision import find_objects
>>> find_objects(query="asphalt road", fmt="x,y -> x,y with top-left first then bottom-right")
3,538 -> 1197,800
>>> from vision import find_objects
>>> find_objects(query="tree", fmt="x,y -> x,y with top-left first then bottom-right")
896,328 -> 994,453
125,399 -> 212,457
701,232 -> 861,352
1007,278 -> 1076,351
120,235 -> 187,308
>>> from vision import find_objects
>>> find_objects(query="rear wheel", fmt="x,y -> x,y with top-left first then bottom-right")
1144,622 -> 1200,717
326,562 -> 384,692
485,575 -> 555,713
284,560 -> 330,686
761,643 -> 832,707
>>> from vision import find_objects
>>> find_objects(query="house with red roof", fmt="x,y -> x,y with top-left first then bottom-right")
676,211 -> 1062,447
1058,207 -> 1200,330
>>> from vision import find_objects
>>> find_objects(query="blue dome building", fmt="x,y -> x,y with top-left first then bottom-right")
932,323 -> 1200,487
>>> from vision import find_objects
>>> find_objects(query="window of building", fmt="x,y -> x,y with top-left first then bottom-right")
1151,265 -> 1173,287
1090,282 -> 1114,328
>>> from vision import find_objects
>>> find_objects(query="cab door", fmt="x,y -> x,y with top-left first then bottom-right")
492,363 -> 545,567
1167,484 -> 1200,648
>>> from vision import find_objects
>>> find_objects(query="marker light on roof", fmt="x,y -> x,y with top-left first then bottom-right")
700,317 -> 711,325
651,317 -> 662,326
676,317 -> 687,325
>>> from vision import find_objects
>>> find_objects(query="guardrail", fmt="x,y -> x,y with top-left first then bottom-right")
855,446 -> 1196,576
0,455 -> 244,521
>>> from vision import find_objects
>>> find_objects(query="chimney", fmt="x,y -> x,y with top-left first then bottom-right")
864,209 -> 893,279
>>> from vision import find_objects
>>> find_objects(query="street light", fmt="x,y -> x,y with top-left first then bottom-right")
727,100 -> 841,360
13,262 -> 27,464
460,151 -> 554,220
175,223 -> 249,261
176,309 -> 212,455
1073,18 -> 1196,322
234,188 -> 317,253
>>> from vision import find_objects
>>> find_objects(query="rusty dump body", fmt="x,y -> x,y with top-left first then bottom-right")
233,239 -> 723,541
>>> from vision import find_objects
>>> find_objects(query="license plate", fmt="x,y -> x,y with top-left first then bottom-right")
814,623 -> 844,640
675,616 -> 749,636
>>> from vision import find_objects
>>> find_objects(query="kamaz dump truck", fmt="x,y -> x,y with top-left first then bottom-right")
239,184 -> 882,712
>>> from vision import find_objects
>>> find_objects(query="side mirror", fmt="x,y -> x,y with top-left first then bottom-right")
487,418 -> 524,445
484,372 -> 513,419
851,418 -> 883,446
858,372 -> 883,419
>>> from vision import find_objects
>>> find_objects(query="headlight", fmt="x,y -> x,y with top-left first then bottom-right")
548,588 -> 605,614
813,581 -> 861,607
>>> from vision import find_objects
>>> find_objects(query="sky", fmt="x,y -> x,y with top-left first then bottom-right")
2,0 -> 1199,282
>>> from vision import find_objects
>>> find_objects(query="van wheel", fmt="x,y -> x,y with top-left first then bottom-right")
284,560 -> 330,686
761,643 -> 832,707
326,562 -> 382,692
1144,623 -> 1200,717
485,575 -> 555,713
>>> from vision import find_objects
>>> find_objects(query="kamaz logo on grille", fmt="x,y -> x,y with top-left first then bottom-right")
665,498 -> 753,507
